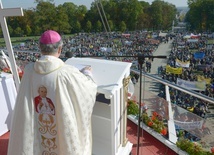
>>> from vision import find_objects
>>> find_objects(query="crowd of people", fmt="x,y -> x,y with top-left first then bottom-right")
1,30 -> 213,95
155,32 -> 214,143
1,31 -> 164,76
1,31 -> 213,118
158,32 -> 214,119
1,30 -> 214,148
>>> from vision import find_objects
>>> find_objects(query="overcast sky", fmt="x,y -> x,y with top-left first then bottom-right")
1,0 -> 188,9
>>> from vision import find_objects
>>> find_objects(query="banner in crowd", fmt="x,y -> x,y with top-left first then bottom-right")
175,59 -> 190,68
176,78 -> 206,91
100,47 -> 112,52
197,64 -> 211,71
187,39 -> 199,42
124,40 -> 132,46
194,52 -> 205,59
122,33 -> 130,38
166,65 -> 182,74
197,75 -> 211,84
174,120 -> 204,131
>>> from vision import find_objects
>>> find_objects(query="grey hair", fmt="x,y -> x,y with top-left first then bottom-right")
39,39 -> 63,55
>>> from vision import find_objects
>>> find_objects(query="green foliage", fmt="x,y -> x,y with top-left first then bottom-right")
85,21 -> 92,32
95,20 -> 102,32
74,21 -> 81,33
176,137 -> 213,155
186,0 -> 214,31
127,99 -> 139,116
5,0 -> 213,35
25,25 -> 32,36
1,0 -> 178,36
119,21 -> 127,32
142,111 -> 167,135
13,27 -> 23,37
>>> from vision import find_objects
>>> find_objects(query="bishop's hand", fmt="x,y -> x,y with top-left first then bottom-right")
80,66 -> 94,82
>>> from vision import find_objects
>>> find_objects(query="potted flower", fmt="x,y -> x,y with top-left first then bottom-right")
142,111 -> 168,136
127,99 -> 139,116
1,67 -> 24,80
176,137 -> 213,155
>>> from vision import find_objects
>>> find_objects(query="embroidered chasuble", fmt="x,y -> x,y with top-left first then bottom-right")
8,56 -> 97,155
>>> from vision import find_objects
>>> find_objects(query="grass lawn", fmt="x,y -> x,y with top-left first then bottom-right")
0,36 -> 40,47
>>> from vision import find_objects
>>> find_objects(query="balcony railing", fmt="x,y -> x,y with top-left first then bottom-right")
129,69 -> 214,154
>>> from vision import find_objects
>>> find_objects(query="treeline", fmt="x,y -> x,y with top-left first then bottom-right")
0,0 -> 213,37
186,0 -> 214,32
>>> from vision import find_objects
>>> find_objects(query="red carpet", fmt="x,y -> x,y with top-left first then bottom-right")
0,119 -> 177,155
127,119 -> 177,155
0,132 -> 9,155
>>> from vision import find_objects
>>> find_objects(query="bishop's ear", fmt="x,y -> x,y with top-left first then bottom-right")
58,46 -> 63,55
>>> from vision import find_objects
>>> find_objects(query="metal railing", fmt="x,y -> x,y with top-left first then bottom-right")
130,69 -> 214,154
131,69 -> 214,104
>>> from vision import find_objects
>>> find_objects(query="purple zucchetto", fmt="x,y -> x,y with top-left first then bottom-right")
40,30 -> 61,44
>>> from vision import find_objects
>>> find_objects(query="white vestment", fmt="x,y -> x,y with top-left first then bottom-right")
8,56 -> 97,155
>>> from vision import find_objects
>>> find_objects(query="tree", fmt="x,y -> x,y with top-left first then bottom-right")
187,0 -> 214,31
25,25 -> 32,36
95,20 -> 102,32
34,26 -> 41,35
8,25 -> 13,36
74,21 -> 81,33
76,5 -> 88,30
13,27 -> 23,37
119,21 -> 126,32
35,1 -> 57,32
55,5 -> 70,34
162,3 -> 176,30
85,20 -> 92,32
62,2 -> 78,33
137,1 -> 150,30
0,0 -> 182,37
84,1 -> 103,32
147,0 -> 176,30
23,9 -> 36,36
108,20 -> 114,31
150,0 -> 163,30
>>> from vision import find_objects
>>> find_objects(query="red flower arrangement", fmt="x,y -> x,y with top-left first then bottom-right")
152,111 -> 158,117
142,111 -> 167,136
127,98 -> 168,136
18,70 -> 24,79
161,127 -> 167,136
148,121 -> 153,127
1,67 -> 24,80
3,67 -> 11,73
211,147 -> 214,153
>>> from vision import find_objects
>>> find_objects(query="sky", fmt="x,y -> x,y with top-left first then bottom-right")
1,0 -> 188,9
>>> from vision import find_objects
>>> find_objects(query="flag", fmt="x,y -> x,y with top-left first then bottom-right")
194,52 -> 205,59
